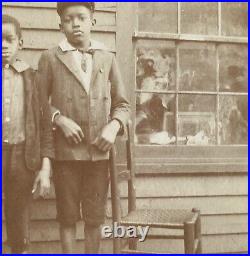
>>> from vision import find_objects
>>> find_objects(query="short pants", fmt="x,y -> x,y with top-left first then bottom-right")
53,160 -> 109,227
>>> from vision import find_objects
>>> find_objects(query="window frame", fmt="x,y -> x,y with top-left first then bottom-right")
132,2 -> 248,166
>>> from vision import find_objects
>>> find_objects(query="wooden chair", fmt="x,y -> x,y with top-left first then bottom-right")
109,122 -> 202,254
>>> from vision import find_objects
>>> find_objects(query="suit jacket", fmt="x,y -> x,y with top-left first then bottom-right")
36,43 -> 130,161
22,68 -> 54,170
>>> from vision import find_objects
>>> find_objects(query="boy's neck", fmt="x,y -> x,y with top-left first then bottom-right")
68,38 -> 91,51
2,57 -> 17,68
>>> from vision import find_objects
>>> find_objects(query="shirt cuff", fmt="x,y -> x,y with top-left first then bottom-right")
112,118 -> 123,135
52,110 -> 60,123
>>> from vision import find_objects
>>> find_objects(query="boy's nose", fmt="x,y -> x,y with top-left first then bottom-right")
72,18 -> 80,27
2,41 -> 8,48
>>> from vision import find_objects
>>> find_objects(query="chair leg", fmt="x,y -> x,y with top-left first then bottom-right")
192,209 -> 202,254
195,216 -> 202,253
113,236 -> 121,254
184,222 -> 195,254
129,237 -> 138,251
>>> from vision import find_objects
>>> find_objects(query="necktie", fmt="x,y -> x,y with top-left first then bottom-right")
78,49 -> 94,73
81,54 -> 87,73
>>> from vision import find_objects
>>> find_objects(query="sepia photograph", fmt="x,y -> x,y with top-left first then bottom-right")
2,2 -> 248,254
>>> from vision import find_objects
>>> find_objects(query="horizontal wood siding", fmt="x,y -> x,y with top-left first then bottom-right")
2,3 -> 116,69
2,2 -> 248,254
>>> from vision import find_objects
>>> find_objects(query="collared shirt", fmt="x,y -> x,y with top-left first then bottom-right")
58,39 -> 107,94
2,60 -> 29,144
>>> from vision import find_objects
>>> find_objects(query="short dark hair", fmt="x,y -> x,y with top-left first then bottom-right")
57,2 -> 95,17
2,14 -> 22,39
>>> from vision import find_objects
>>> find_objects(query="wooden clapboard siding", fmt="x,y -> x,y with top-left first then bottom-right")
2,2 -> 117,11
3,6 -> 116,29
3,235 -> 248,254
2,194 -> 245,221
2,3 -> 116,69
20,29 -> 115,51
2,2 -> 248,254
2,214 -> 248,242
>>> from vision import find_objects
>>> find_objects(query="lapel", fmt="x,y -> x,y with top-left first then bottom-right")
56,47 -> 89,93
90,51 -> 104,89
56,47 -> 104,94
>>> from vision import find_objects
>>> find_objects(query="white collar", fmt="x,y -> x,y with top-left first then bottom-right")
59,38 -> 107,52
5,59 -> 30,73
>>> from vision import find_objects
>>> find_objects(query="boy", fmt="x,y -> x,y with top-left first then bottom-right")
36,2 -> 130,254
2,15 -> 54,253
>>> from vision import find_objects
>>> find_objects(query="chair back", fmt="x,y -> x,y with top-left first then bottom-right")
109,120 -> 136,223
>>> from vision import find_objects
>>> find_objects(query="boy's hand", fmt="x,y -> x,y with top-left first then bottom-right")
93,120 -> 121,152
32,158 -> 51,198
55,115 -> 84,144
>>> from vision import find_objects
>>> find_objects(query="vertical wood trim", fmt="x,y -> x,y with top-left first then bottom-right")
178,2 -> 181,34
218,3 -> 222,36
175,42 -> 180,145
116,3 -> 137,144
216,44 -> 220,145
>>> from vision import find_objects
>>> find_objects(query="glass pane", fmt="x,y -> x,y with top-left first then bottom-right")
181,3 -> 218,35
138,3 -> 178,33
136,40 -> 176,91
219,96 -> 248,145
222,3 -> 248,37
178,95 -> 216,145
219,44 -> 248,92
179,43 -> 216,91
135,93 -> 176,145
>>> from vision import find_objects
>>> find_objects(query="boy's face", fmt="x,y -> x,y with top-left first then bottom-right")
60,5 -> 93,47
2,23 -> 22,65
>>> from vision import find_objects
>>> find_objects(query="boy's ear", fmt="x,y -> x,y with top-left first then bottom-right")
59,23 -> 63,32
92,18 -> 96,26
18,39 -> 23,49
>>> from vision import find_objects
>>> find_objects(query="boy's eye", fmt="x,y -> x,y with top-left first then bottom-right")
63,17 -> 71,23
3,36 -> 17,43
79,16 -> 86,21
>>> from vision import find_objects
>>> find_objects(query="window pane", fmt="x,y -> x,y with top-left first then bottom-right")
135,93 -> 176,145
138,3 -> 178,33
219,44 -> 248,92
222,3 -> 248,37
136,40 -> 176,91
181,3 -> 218,35
178,95 -> 216,145
219,96 -> 248,145
179,43 -> 216,91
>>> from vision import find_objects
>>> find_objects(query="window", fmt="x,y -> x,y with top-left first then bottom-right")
135,2 -> 248,148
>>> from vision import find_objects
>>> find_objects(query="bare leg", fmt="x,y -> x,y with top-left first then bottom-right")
60,224 -> 76,254
84,225 -> 101,254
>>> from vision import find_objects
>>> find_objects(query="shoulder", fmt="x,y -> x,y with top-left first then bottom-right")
91,39 -> 114,59
39,47 -> 59,61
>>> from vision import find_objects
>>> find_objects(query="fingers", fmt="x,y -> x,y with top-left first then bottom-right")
93,136 -> 112,152
32,176 -> 39,194
66,129 -> 85,145
39,182 -> 50,198
78,129 -> 85,140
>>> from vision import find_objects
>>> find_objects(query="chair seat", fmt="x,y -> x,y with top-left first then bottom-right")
120,209 -> 196,229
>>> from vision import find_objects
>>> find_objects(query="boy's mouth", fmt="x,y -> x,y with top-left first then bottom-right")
73,31 -> 83,36
2,52 -> 11,58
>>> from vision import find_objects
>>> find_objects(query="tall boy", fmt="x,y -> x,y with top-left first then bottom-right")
2,15 -> 54,253
36,2 -> 130,254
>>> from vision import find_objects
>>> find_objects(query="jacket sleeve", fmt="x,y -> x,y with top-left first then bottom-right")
35,52 -> 55,159
109,54 -> 131,135
36,51 -> 60,119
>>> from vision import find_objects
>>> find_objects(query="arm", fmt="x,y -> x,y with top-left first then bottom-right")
93,54 -> 131,152
109,54 -> 131,134
35,52 -> 55,159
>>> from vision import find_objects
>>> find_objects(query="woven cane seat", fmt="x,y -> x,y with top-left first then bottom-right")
121,209 -> 195,229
